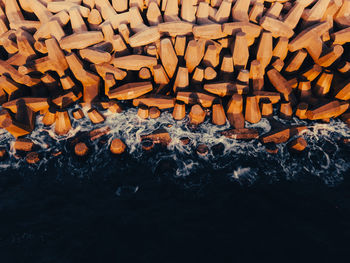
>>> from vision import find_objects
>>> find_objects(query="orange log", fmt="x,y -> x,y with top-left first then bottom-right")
245,95 -> 261,123
110,138 -> 126,154
189,104 -> 206,125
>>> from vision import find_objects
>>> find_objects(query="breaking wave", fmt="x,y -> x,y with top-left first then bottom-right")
0,105 -> 349,188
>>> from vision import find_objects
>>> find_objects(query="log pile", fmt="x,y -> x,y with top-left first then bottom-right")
0,0 -> 349,148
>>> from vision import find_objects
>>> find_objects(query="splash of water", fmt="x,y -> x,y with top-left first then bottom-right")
0,105 -> 349,187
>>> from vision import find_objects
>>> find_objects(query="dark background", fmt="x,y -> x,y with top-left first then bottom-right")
0,165 -> 349,263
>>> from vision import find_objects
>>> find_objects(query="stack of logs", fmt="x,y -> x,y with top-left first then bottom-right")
0,0 -> 349,154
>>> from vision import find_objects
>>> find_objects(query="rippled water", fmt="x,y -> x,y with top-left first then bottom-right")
0,104 -> 349,189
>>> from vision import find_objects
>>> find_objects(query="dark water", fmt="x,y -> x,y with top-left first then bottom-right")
0,108 -> 350,262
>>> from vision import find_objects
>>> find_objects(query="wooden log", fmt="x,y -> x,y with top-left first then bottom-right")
60,76 -> 75,91
42,108 -> 56,126
257,31 -> 273,72
236,69 -> 249,95
55,110 -> 71,135
52,92 -> 81,108
141,128 -> 171,146
0,30 -> 18,54
110,138 -> 126,154
253,91 -> 281,104
174,35 -> 186,56
109,82 -> 153,100
137,104 -> 149,119
26,152 -> 40,164
45,38 -> 68,77
279,101 -> 293,119
88,9 -> 102,30
220,54 -> 234,75
226,94 -> 244,129
74,142 -> 89,157
149,106 -> 161,119
273,37 -> 289,61
87,108 -> 105,124
184,39 -> 205,73
79,47 -> 111,64
222,22 -> 261,45
204,67 -> 217,80
302,0 -> 330,25
112,55 -> 157,70
288,21 -> 331,52
189,104 -> 206,125
306,101 -> 343,120
163,0 -> 180,22
196,2 -> 212,25
173,67 -> 189,92
203,44 -> 221,68
108,101 -> 123,113
335,82 -> 350,101
337,61 -> 350,74
249,0 -> 264,23
267,68 -> 296,104
204,82 -> 235,97
34,20 -> 65,42
250,60 -> 264,91
133,95 -> 175,109
284,49 -> 307,73
159,38 -> 178,79
181,0 -> 195,23
153,64 -> 170,84
231,0 -> 250,22
296,102 -> 308,119
260,16 -> 294,38
260,99 -> 273,118
193,24 -> 226,39
2,97 -> 49,113
14,138 -> 34,152
176,92 -> 216,108
192,67 -> 204,83
93,63 -> 127,80
245,95 -> 261,124
215,0 -> 232,23
314,70 -> 333,96
172,100 -> 186,120
212,99 -> 226,125
298,80 -> 312,101
129,27 -> 160,47
139,67 -> 152,80
146,1 -> 163,26
118,23 -> 130,44
302,64 -> 323,81
288,137 -> 308,153
265,2 -> 283,19
220,128 -> 259,140
332,27 -> 350,45
283,1 -> 306,29
316,45 -> 343,67
196,144 -> 209,156
59,31 -> 104,50
232,31 -> 249,69
272,58 -> 284,72
66,53 -> 100,103
69,6 -> 87,33
47,1 -> 90,17
72,108 -> 85,120
0,75 -> 22,101
158,21 -> 193,36
260,125 -> 308,144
